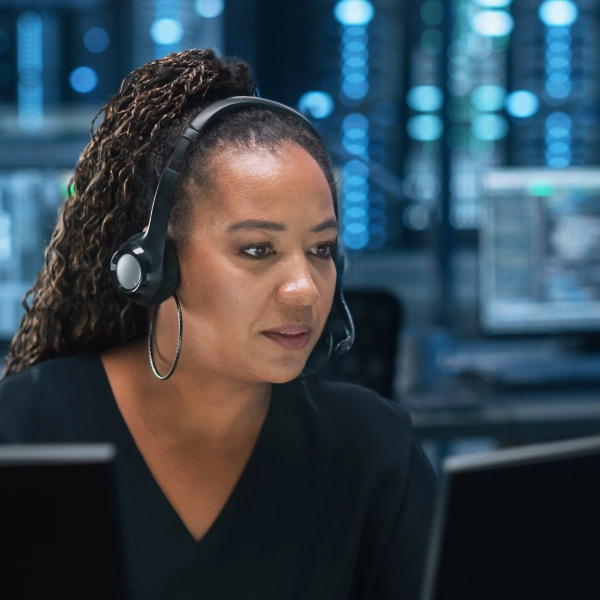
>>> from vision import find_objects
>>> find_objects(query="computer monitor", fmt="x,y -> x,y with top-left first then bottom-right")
480,168 -> 600,334
0,169 -> 71,340
421,435 -> 600,600
0,444 -> 128,599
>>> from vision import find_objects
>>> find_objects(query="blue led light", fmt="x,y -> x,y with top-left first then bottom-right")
343,192 -> 369,206
342,27 -> 367,45
334,0 -> 375,26
84,27 -> 109,53
344,127 -> 368,141
547,56 -> 569,70
344,175 -> 368,189
343,210 -> 369,227
407,115 -> 443,141
150,18 -> 183,45
471,85 -> 506,112
547,41 -> 569,53
343,139 -> 368,156
344,72 -> 367,85
17,11 -> 44,132
547,156 -> 570,168
406,85 -> 443,112
546,80 -> 571,99
471,10 -> 514,37
298,91 -> 334,119
344,56 -> 366,69
403,205 -> 430,231
344,41 -> 367,54
343,159 -> 369,178
345,207 -> 367,219
548,141 -> 570,154
539,1 -> 578,27
194,0 -> 225,18
342,79 -> 369,99
343,113 -> 369,131
505,90 -> 539,118
471,114 -> 508,140
69,66 -> 98,93
342,226 -> 369,250
473,0 -> 512,6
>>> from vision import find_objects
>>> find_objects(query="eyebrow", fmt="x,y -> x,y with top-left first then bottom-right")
227,218 -> 339,234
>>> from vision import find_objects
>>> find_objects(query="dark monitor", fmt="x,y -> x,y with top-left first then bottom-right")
421,435 -> 600,600
480,168 -> 600,334
0,444 -> 128,599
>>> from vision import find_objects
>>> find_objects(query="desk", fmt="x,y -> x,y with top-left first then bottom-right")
403,385 -> 600,445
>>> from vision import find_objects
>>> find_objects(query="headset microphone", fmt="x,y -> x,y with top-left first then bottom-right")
110,96 -> 355,354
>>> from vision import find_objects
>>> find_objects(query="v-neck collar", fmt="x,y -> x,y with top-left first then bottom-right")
91,352 -> 281,549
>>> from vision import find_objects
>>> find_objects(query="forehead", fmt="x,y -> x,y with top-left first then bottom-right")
198,144 -> 335,225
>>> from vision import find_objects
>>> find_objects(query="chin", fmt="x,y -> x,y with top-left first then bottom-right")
254,356 -> 309,385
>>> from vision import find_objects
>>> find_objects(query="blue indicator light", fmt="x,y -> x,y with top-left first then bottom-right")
343,211 -> 369,227
471,10 -> 514,37
470,85 -> 506,112
84,27 -> 109,53
473,0 -> 512,6
548,141 -> 570,154
334,0 -> 375,26
344,190 -> 369,202
345,207 -> 367,219
298,91 -> 334,119
150,18 -> 183,45
406,85 -> 443,112
342,80 -> 369,99
505,90 -> 539,118
545,80 -> 571,99
344,175 -> 368,188
539,1 -> 578,27
343,159 -> 369,178
344,56 -> 366,69
69,66 -> 98,93
407,115 -> 443,141
342,226 -> 369,250
471,114 -> 508,140
547,156 -> 570,168
194,0 -> 225,18
547,41 -> 569,53
342,112 -> 369,131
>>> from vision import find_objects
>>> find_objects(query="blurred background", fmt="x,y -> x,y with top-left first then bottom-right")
2,0 -> 600,472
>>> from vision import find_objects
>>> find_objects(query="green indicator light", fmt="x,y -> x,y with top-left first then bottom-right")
68,182 -> 75,197
527,179 -> 554,197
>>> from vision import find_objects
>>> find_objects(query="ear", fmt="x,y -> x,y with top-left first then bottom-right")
148,242 -> 181,306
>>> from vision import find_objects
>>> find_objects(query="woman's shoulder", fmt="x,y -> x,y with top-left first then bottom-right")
0,353 -> 106,442
296,373 -> 413,466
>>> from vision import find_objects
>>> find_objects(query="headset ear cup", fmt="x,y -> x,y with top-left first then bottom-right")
149,243 -> 181,306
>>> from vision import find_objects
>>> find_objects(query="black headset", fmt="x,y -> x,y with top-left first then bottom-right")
110,96 -> 354,355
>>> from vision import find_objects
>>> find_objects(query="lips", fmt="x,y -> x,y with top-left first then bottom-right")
262,326 -> 311,350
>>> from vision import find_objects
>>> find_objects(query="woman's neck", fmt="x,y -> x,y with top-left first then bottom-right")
100,337 -> 272,459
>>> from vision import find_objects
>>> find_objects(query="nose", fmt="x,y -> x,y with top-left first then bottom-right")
276,254 -> 321,306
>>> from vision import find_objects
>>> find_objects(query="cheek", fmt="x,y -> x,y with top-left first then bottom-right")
179,255 -> 265,332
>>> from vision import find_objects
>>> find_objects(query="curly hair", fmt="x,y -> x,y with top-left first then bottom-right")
4,48 -> 337,377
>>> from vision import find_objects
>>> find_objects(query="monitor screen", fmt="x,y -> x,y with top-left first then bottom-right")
0,169 -> 71,340
422,435 -> 600,600
480,168 -> 600,334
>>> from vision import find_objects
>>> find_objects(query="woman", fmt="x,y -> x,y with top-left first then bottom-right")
0,49 -> 437,599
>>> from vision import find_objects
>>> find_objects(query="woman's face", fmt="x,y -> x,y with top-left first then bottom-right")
175,142 -> 338,384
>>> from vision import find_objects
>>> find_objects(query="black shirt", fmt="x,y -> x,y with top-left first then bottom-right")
0,353 -> 437,600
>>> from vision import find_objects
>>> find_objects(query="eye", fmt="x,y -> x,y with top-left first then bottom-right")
240,244 -> 275,260
309,243 -> 337,259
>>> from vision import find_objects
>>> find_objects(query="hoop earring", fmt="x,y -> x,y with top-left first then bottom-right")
148,293 -> 183,380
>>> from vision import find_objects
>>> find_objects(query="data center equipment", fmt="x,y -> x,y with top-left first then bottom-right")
480,168 -> 600,335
